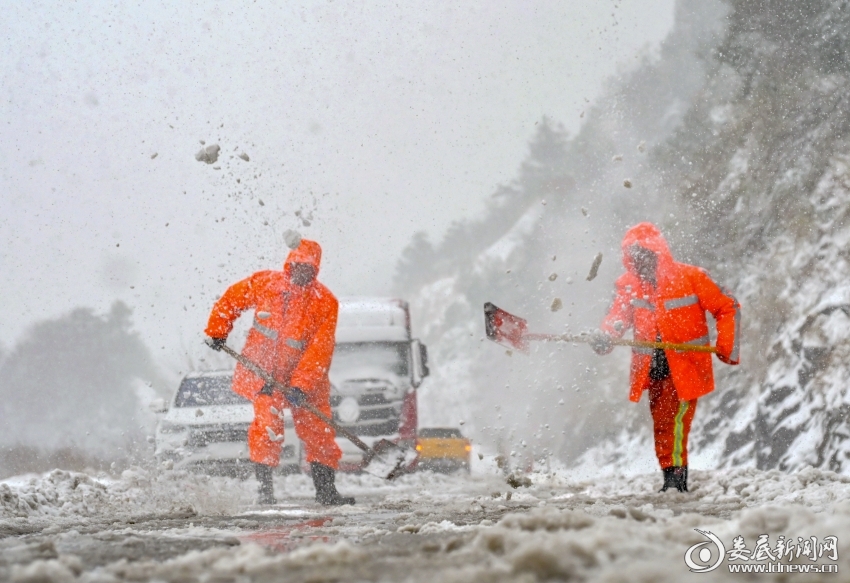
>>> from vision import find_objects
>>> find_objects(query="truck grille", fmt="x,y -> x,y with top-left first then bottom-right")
330,393 -> 402,436
187,424 -> 250,447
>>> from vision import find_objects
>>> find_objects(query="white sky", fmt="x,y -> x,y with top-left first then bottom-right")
0,0 -> 674,368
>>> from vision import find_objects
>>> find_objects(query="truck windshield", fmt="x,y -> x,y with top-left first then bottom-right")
174,375 -> 250,407
419,428 -> 463,438
331,342 -> 410,378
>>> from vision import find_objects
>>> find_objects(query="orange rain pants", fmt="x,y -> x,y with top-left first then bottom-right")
249,392 -> 341,468
648,377 -> 697,469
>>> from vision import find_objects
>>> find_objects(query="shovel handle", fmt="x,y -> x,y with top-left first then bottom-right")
526,333 -> 718,353
213,342 -> 373,453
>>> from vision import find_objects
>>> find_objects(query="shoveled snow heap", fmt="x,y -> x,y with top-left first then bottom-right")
0,467 -> 254,521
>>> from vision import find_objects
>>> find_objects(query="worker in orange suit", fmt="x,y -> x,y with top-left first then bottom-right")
205,239 -> 354,506
591,222 -> 741,493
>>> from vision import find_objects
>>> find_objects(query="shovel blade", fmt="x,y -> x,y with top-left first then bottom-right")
484,302 -> 529,352
360,439 -> 418,480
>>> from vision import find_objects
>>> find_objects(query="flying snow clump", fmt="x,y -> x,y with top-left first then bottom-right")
284,230 -> 302,249
586,253 -> 603,281
195,144 -> 220,164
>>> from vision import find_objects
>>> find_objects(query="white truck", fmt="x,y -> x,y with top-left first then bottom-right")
330,298 -> 429,471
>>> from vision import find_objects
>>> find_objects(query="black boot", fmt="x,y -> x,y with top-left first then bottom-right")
659,467 -> 676,492
311,462 -> 355,506
659,466 -> 688,493
255,463 -> 277,505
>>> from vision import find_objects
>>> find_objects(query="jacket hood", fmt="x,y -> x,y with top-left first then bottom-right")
284,239 -> 322,274
620,222 -> 673,274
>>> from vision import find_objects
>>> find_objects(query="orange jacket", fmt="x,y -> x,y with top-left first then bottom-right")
600,223 -> 740,402
205,240 -> 338,401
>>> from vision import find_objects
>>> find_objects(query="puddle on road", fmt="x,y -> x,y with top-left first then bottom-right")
239,518 -> 333,553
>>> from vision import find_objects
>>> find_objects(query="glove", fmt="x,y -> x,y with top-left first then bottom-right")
205,337 -> 227,351
286,387 -> 307,407
589,330 -> 614,355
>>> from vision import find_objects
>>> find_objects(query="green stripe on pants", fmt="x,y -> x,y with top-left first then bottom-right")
672,401 -> 689,467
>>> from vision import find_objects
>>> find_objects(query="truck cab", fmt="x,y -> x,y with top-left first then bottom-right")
330,298 -> 429,471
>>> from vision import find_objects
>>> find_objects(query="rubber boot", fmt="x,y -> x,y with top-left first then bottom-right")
659,466 -> 688,493
255,463 -> 277,505
659,467 -> 676,492
310,462 -> 355,506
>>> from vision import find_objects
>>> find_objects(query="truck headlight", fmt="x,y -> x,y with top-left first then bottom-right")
337,397 -> 360,423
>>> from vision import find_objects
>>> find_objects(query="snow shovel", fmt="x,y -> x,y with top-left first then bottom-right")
484,302 -> 718,354
207,340 -> 416,480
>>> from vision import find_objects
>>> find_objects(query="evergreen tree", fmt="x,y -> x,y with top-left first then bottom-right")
0,302 -> 165,459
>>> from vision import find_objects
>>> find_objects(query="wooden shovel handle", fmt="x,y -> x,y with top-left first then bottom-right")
526,333 -> 718,353
215,343 -> 373,452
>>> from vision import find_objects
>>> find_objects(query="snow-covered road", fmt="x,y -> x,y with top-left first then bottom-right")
2,466 -> 850,582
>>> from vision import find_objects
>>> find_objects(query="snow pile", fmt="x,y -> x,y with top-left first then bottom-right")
284,540 -> 363,564
49,539 -> 366,583
0,466 -> 492,527
0,471 -> 110,520
0,467 -> 254,523
459,503 -> 850,583
580,467 -> 850,511
10,555 -> 84,583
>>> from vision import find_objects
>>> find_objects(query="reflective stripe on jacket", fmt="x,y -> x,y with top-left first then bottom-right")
601,223 -> 741,402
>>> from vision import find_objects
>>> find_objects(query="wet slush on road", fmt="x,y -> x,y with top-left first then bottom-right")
3,465 -> 850,582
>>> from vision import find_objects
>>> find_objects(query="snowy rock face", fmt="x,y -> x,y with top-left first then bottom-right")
656,0 -> 850,472
397,0 -> 729,467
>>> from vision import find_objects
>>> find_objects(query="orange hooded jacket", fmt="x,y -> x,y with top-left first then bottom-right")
205,240 -> 338,400
600,223 -> 740,402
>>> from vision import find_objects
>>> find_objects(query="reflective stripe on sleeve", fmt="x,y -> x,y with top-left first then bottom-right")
681,334 -> 710,348
630,299 -> 655,310
731,304 -> 741,362
253,321 -> 279,340
286,338 -> 305,350
664,295 -> 698,310
632,346 -> 654,355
